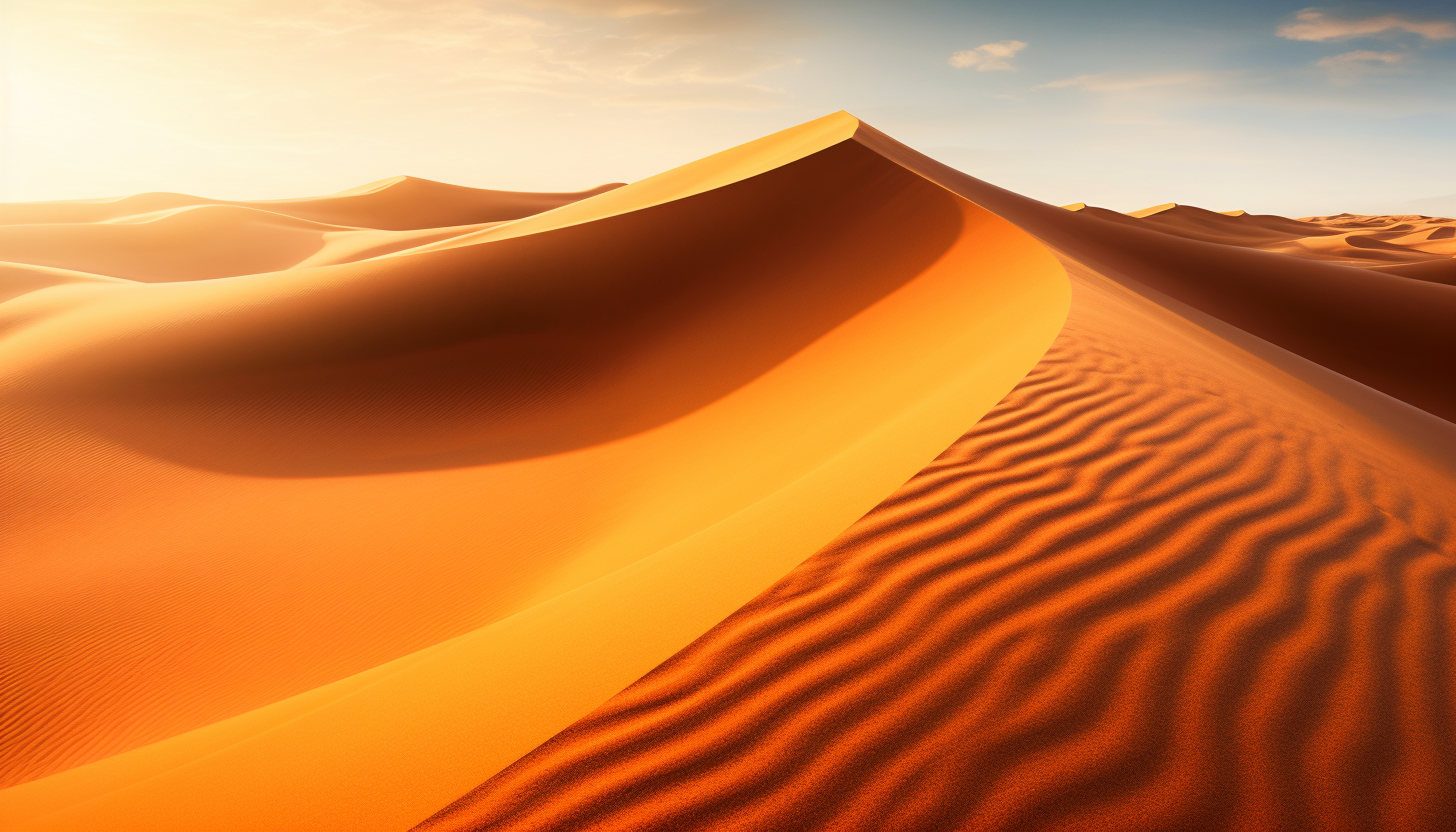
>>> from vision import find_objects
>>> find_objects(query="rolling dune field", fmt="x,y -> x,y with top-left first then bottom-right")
2,113 -> 1453,831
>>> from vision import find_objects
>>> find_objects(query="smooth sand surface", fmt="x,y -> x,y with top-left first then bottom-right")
3,113 -> 1452,831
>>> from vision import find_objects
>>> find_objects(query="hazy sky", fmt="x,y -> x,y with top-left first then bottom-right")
3,0 -> 1453,215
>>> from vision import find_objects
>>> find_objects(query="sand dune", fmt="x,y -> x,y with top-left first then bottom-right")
0,176 -> 623,230
928,169 -> 1456,422
0,180 -> 624,283
0,205 -> 351,281
1068,201 -> 1456,271
416,263 -> 1456,832
1,113 -> 1067,830
0,262 -> 132,303
3,113 -> 1453,831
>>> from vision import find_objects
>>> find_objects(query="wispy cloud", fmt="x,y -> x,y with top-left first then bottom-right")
1317,49 -> 1405,67
1277,8 -> 1456,42
949,40 -> 1027,72
1315,48 -> 1407,80
517,0 -> 703,16
1036,72 -> 1209,93
27,0 -> 803,113
1028,62 -> 1450,119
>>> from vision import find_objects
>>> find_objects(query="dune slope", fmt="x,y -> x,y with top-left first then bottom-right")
416,260 -> 1456,832
874,138 -> 1456,422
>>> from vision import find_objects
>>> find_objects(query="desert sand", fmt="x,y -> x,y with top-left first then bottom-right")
2,113 -> 1453,831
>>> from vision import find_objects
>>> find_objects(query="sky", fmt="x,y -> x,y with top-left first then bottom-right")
2,0 -> 1453,215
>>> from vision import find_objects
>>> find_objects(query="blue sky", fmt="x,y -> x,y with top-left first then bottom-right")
4,1 -> 1453,215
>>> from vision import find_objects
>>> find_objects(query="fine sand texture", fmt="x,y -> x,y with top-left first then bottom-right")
3,113 -> 1454,831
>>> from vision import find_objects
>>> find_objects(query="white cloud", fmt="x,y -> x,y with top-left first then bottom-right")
1277,8 -> 1456,42
949,40 -> 1027,72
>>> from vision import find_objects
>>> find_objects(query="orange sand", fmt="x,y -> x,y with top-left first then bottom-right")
2,113 -> 1453,831
417,261 -> 1456,832
1,113 -> 1066,830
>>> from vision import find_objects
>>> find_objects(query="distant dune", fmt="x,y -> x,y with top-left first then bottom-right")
0,177 -> 624,230
1065,201 -> 1456,271
2,113 -> 1453,831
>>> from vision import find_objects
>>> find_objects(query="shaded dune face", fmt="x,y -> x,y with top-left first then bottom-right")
1364,258 -> 1456,284
415,270 -> 1456,832
863,135 -> 1456,422
6,141 -> 961,475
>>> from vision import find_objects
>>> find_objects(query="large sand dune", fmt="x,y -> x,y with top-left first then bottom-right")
2,113 -> 1453,831
416,264 -> 1456,832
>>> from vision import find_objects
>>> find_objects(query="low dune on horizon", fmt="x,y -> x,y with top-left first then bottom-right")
3,112 -> 1455,831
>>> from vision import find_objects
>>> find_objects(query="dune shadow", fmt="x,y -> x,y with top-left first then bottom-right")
57,141 -> 964,477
